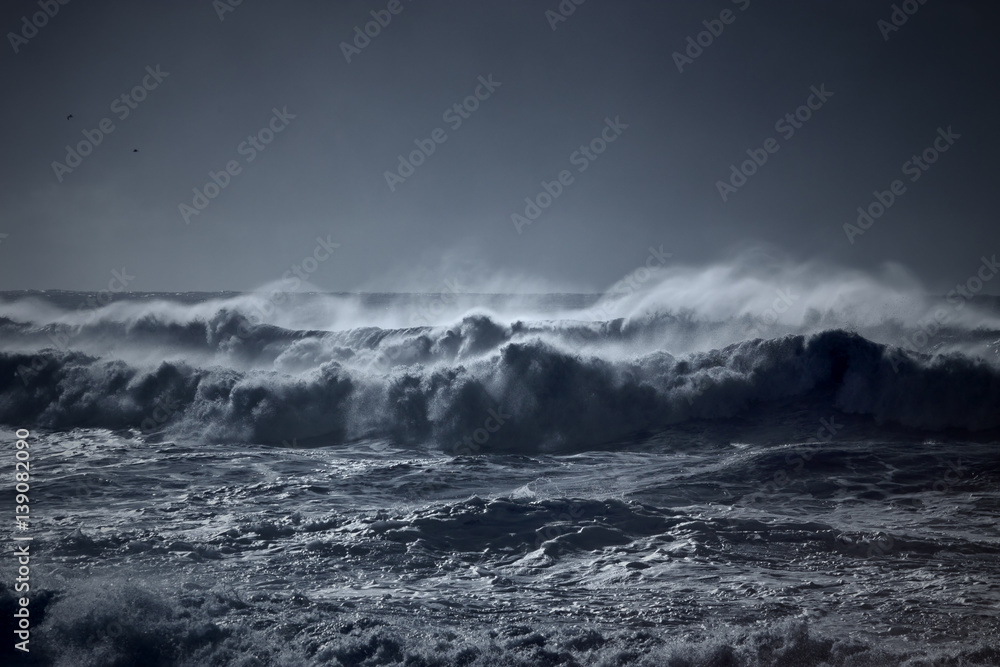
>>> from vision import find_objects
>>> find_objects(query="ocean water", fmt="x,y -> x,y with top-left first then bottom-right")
1,283 -> 999,666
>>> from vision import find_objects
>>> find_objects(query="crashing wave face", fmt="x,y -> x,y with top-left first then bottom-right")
1,276 -> 998,450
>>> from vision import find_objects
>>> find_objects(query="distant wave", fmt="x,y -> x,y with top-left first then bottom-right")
2,319 -> 998,448
3,262 -> 998,450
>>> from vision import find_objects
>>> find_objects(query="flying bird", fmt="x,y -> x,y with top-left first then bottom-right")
66,114 -> 73,120
132,149 -> 139,153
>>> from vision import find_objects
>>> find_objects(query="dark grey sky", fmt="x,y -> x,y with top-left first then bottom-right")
1,0 -> 997,293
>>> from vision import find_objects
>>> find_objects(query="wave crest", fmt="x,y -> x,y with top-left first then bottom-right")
2,328 -> 998,448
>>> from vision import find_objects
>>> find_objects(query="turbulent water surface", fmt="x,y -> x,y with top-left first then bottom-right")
1,278 -> 999,666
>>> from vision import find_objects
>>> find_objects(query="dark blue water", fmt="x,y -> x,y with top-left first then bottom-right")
1,290 -> 998,665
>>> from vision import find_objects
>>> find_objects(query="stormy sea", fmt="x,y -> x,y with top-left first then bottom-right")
1,264 -> 999,666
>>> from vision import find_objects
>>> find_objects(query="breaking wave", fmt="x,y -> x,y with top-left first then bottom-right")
2,257 -> 998,449
1,318 -> 998,449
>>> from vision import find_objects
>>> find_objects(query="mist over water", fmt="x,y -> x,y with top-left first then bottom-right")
6,253 -> 999,345
2,259 -> 999,665
2,257 -> 999,448
4,0 -> 999,661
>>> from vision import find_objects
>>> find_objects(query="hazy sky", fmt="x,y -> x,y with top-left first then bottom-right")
1,0 -> 997,293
